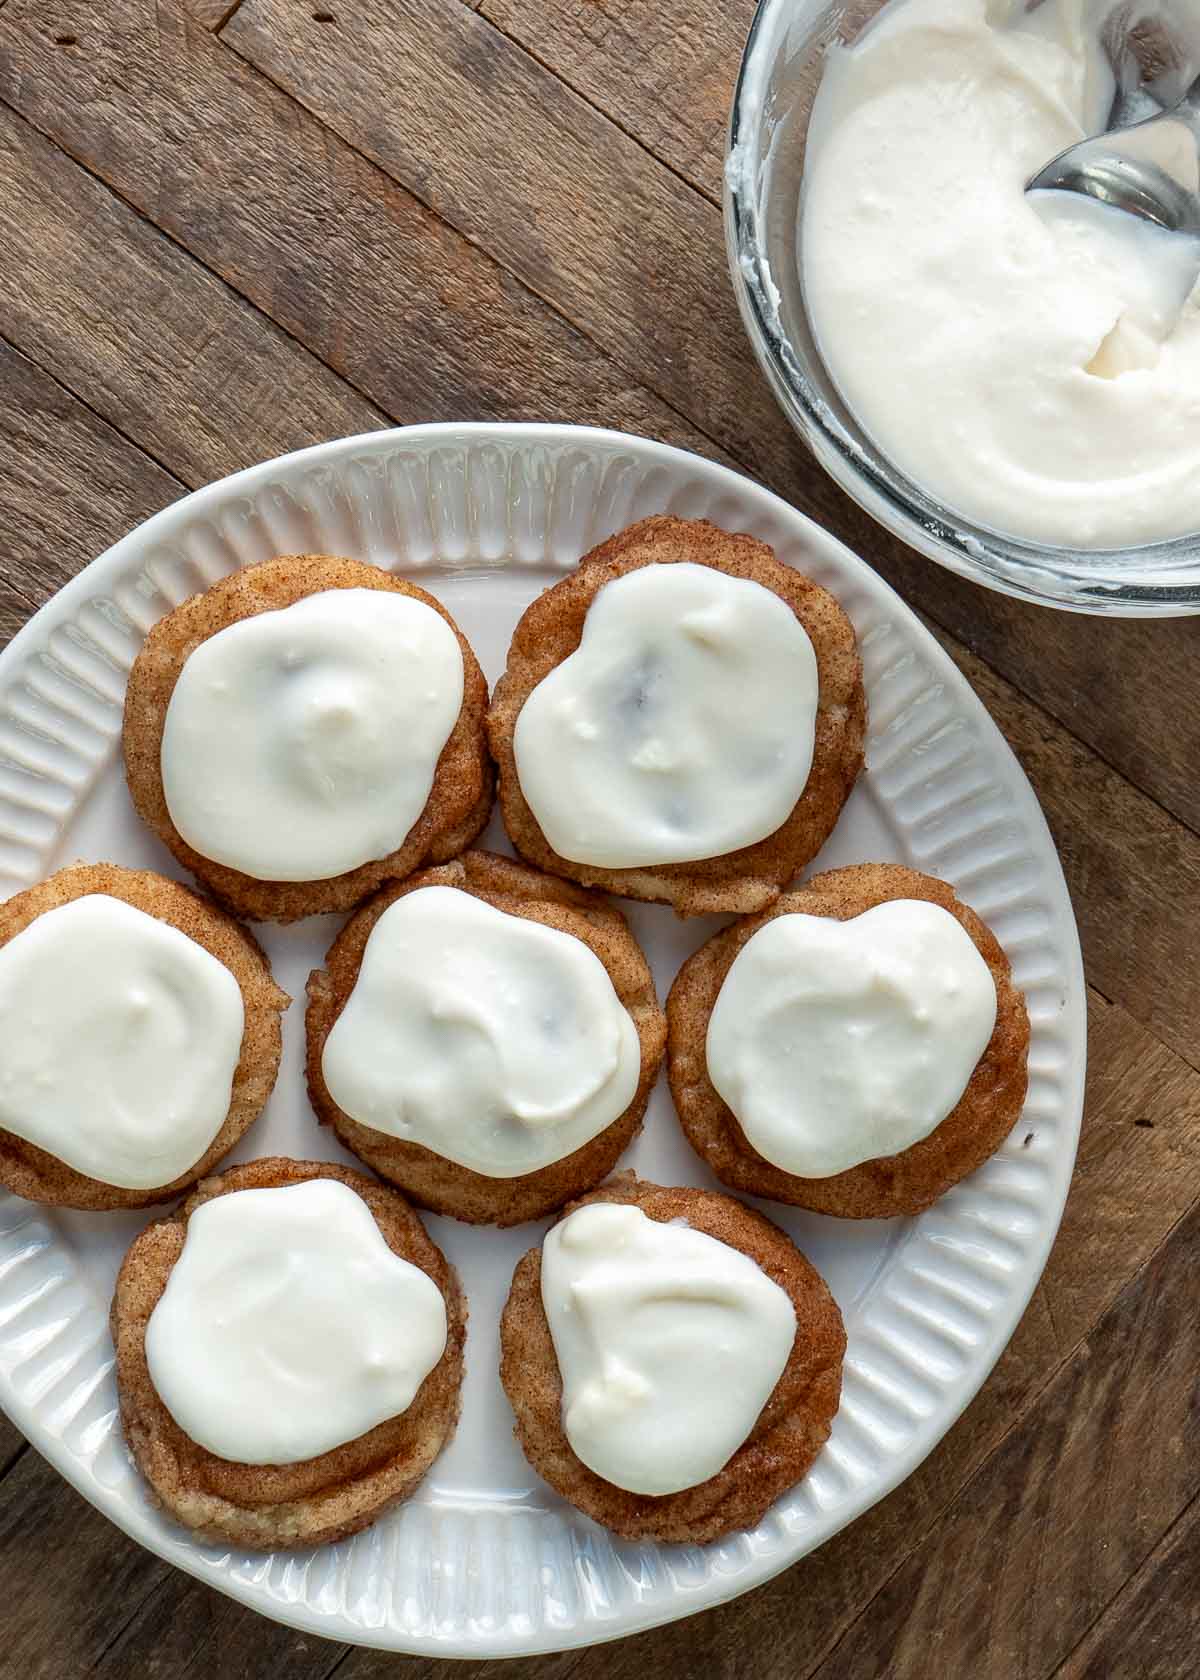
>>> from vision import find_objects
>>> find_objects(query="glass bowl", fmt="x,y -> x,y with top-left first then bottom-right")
724,0 -> 1200,616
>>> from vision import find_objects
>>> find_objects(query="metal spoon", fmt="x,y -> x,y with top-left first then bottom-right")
1027,72 -> 1200,235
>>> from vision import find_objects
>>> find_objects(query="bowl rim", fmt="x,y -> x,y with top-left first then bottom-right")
724,0 -> 1200,618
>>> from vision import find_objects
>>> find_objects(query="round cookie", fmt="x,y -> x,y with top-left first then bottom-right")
305,850 -> 667,1225
0,863 -> 288,1211
486,515 -> 865,916
111,1157 -> 466,1552
499,1174 -> 845,1543
123,555 -> 493,923
667,863 -> 1030,1218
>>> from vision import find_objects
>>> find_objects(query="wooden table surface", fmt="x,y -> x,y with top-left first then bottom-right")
1,2 -> 1198,1675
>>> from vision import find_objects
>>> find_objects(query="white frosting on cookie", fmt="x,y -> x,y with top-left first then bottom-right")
145,1179 -> 448,1464
513,563 -> 818,867
706,899 -> 998,1178
540,1202 -> 796,1495
161,588 -> 464,881
0,894 -> 244,1189
322,886 -> 641,1177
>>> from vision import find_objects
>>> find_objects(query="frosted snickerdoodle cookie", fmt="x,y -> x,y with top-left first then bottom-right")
123,555 -> 492,923
0,863 -> 287,1211
306,850 -> 666,1226
112,1158 -> 466,1551
499,1174 -> 845,1543
486,516 -> 865,916
667,863 -> 1030,1218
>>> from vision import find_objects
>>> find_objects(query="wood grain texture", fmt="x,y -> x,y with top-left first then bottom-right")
89,1564 -> 348,1680
183,0 -> 244,26
0,1449 -> 172,1679
0,1411 -> 25,1476
0,106 -> 384,485
221,0 -> 794,482
875,548 -> 1200,854
476,0 -> 755,194
0,340 -> 185,605
805,1185 -> 1200,1680
0,0 -> 722,460
0,583 -> 38,644
935,628 -> 1200,1073
1055,1492 -> 1200,1680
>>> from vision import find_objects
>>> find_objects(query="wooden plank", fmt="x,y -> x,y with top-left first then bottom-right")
90,1566 -> 347,1680
224,0 -> 790,481
0,1 -> 723,465
936,629 -> 1200,1075
222,0 -> 1200,850
0,1413 -> 25,1477
0,109 -> 384,487
1054,1492 -> 1200,1680
2,20 -> 1198,1661
0,583 -> 37,647
801,1184 -> 1200,1680
325,1644 -> 583,1680
0,1450 -> 172,1676
521,992 -> 1200,1680
873,547 -> 1200,862
476,0 -> 754,195
0,341 -> 185,606
184,0 -> 243,25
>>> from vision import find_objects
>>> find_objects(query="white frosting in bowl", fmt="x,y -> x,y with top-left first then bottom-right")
706,900 -> 997,1178
321,886 -> 642,1177
161,587 -> 464,882
145,1179 -> 448,1464
513,562 -> 818,867
540,1202 -> 796,1495
0,895 -> 244,1189
802,0 -> 1200,548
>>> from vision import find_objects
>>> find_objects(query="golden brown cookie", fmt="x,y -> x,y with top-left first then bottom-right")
111,1157 -> 466,1552
486,516 -> 865,916
305,850 -> 666,1226
499,1174 -> 845,1543
0,863 -> 288,1211
667,863 -> 1030,1218
122,555 -> 493,923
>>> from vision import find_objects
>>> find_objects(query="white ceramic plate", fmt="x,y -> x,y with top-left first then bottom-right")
0,424 -> 1085,1656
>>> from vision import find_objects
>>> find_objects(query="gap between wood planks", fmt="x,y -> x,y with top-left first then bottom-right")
1054,1481 -> 1200,1679
804,1188 -> 1200,1680
448,7 -> 727,209
0,1428 -> 27,1482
